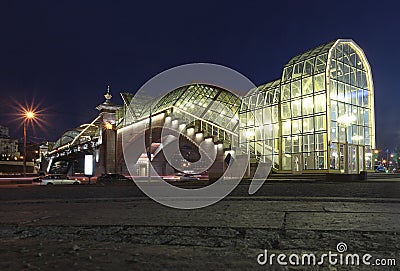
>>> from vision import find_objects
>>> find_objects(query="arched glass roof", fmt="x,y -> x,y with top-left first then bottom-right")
244,79 -> 281,108
285,40 -> 335,66
53,130 -> 79,149
282,40 -> 336,82
126,84 -> 242,133
53,123 -> 100,149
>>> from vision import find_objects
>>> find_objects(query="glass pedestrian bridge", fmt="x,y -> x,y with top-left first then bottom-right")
49,39 -> 375,176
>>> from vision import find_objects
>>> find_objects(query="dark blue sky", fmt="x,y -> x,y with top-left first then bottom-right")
0,0 -> 399,149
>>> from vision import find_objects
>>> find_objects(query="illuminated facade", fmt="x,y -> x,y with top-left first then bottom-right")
116,84 -> 242,177
240,39 -> 375,173
48,39 -> 375,176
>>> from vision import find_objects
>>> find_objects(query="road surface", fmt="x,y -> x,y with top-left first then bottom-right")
0,181 -> 399,270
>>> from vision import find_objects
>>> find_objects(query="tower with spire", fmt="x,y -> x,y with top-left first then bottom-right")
95,85 -> 121,174
104,85 -> 112,102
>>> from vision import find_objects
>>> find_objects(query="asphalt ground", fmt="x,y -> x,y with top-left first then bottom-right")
0,179 -> 399,200
0,180 -> 399,270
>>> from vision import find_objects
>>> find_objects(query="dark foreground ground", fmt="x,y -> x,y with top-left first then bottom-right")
0,180 -> 399,271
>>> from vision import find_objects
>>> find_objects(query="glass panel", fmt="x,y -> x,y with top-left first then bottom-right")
314,73 -> 325,92
331,121 -> 338,141
315,151 -> 327,169
283,66 -> 293,82
292,119 -> 302,134
315,54 -> 327,73
282,120 -> 291,135
273,123 -> 279,139
330,59 -> 337,78
362,88 -> 369,106
339,144 -> 345,172
314,93 -> 326,113
302,76 -> 313,95
291,99 -> 301,117
349,145 -> 358,173
302,97 -> 314,115
358,146 -> 365,171
291,80 -> 301,98
303,117 -> 314,133
282,155 -> 291,170
364,109 -> 369,127
304,59 -> 314,76
292,135 -> 301,153
331,100 -> 337,121
343,64 -> 350,84
361,71 -> 367,89
315,115 -> 326,131
337,61 -> 344,82
282,84 -> 291,100
330,80 -> 337,99
303,134 -> 314,152
283,137 -> 291,153
337,82 -> 345,101
315,133 -> 325,151
281,102 -> 291,119
304,152 -> 315,169
330,143 -> 339,169
365,146 -> 372,170
256,92 -> 266,107
364,127 -> 370,145
293,61 -> 304,79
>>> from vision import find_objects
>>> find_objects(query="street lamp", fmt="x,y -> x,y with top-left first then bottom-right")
337,114 -> 356,174
23,110 -> 35,176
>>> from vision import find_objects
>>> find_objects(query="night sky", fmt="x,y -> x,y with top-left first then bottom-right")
0,0 -> 398,149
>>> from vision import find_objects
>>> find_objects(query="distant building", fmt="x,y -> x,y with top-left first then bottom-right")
38,141 -> 55,172
0,125 -> 9,138
0,125 -> 19,160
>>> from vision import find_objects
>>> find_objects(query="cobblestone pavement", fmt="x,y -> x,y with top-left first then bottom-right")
0,183 -> 399,270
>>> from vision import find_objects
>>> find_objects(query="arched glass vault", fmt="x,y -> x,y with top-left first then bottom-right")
240,39 -> 375,173
118,84 -> 242,149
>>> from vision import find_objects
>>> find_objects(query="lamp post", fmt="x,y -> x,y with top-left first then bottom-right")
23,111 -> 35,176
337,114 -> 356,174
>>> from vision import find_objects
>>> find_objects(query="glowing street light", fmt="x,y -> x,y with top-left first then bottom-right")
26,111 -> 35,120
23,110 -> 36,176
13,101 -> 45,176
